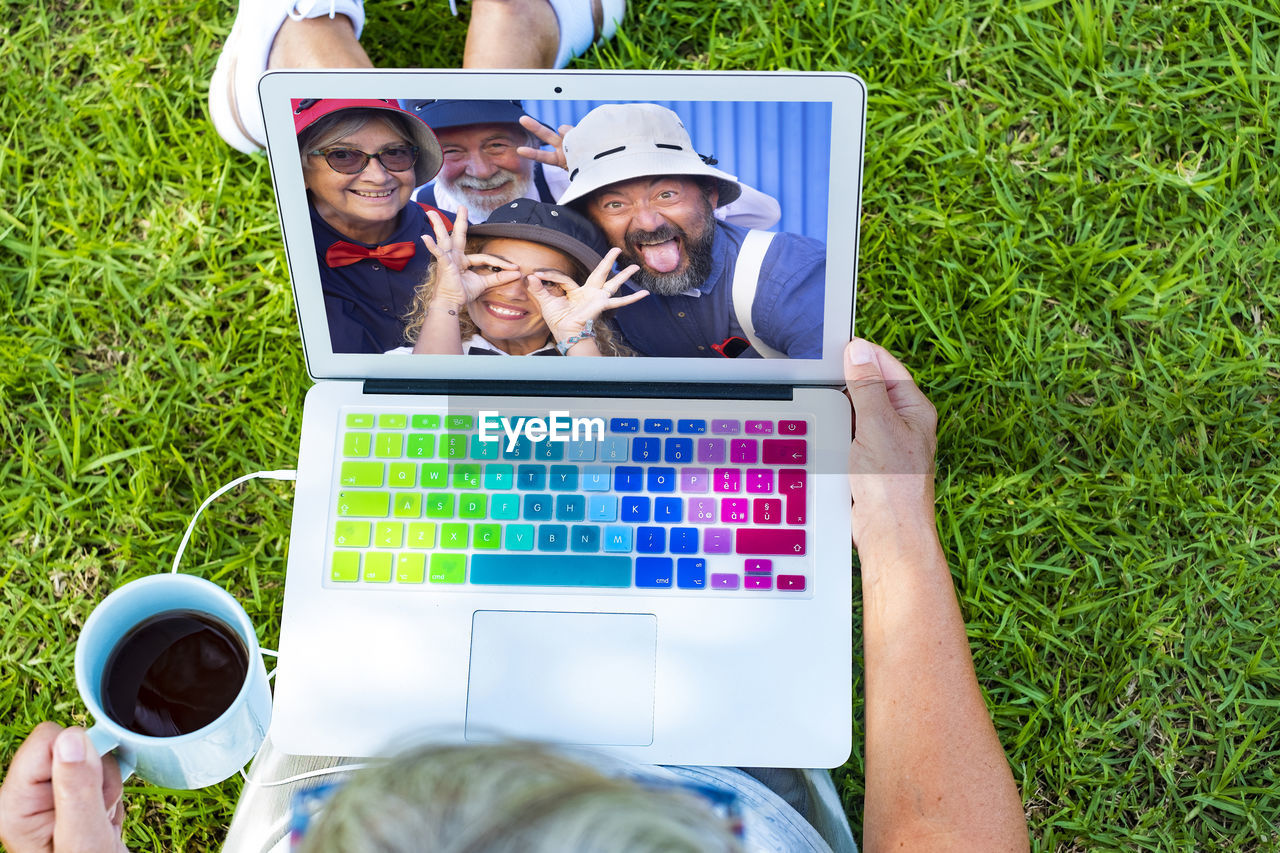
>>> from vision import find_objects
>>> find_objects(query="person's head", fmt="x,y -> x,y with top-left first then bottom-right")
557,103 -> 743,296
294,99 -> 443,244
296,742 -> 743,853
405,200 -> 629,356
403,100 -> 540,218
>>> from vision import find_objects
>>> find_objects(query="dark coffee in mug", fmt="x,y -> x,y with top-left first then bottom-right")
100,609 -> 249,737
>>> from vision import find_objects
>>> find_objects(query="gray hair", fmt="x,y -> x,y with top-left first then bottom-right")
297,109 -> 414,156
297,743 -> 743,853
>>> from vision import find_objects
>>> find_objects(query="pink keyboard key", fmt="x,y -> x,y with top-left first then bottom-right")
703,528 -> 732,553
697,438 -> 726,463
746,420 -> 773,434
778,420 -> 807,435
763,439 -> 807,465
744,575 -> 773,590
711,420 -> 740,435
721,498 -> 748,523
730,439 -> 758,464
752,498 -> 782,524
713,468 -> 741,493
779,469 -> 807,525
688,497 -> 717,523
777,574 -> 806,591
711,573 -> 740,589
680,467 -> 709,493
745,468 -> 774,493
736,528 -> 806,555
745,559 -> 772,573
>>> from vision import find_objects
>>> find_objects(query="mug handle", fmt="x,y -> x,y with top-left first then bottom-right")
85,725 -> 136,783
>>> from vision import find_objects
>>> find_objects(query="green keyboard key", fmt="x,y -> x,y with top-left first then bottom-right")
343,432 -> 372,457
378,414 -> 407,429
407,522 -> 436,548
429,554 -> 466,584
442,433 -> 468,459
425,493 -> 455,518
346,413 -> 374,428
339,461 -> 383,487
445,415 -> 473,430
474,524 -> 502,549
375,433 -> 404,458
363,552 -> 392,582
337,491 -> 390,517
334,521 -> 371,548
375,522 -> 403,548
440,523 -> 469,548
421,464 -> 448,488
412,414 -> 440,429
407,434 -> 436,459
396,553 -> 426,584
393,492 -> 421,518
459,494 -> 487,519
453,464 -> 481,489
388,463 -> 416,487
331,551 -> 360,582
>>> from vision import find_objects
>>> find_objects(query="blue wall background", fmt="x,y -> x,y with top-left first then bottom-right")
524,99 -> 832,243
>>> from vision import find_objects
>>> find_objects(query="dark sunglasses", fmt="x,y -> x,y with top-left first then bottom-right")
309,145 -> 419,174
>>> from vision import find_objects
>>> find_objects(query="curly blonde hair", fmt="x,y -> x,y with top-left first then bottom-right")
403,236 -> 633,356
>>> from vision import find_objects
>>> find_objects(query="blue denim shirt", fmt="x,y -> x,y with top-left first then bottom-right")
612,220 -> 826,358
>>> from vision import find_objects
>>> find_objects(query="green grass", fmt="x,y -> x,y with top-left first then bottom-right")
2,0 -> 1277,849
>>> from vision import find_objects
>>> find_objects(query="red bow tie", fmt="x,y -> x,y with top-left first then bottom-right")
325,240 -> 417,271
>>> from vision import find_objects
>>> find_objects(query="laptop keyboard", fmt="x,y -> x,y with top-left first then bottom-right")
326,409 -> 815,598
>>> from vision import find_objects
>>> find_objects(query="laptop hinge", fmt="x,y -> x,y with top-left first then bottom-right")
362,379 -> 793,401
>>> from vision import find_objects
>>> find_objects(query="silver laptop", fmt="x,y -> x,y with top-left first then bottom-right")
259,70 -> 865,768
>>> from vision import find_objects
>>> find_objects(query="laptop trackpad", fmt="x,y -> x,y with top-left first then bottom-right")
465,611 -> 657,746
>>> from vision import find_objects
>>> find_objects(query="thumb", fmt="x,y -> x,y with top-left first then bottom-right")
844,338 -> 893,422
51,728 -> 115,850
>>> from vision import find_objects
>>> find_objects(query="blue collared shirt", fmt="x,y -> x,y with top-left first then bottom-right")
312,202 -> 451,354
612,221 -> 826,358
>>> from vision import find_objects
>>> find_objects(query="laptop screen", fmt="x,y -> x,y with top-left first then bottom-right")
260,71 -> 865,386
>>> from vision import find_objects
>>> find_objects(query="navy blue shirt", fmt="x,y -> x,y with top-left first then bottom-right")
612,220 -> 826,358
312,201 -> 451,354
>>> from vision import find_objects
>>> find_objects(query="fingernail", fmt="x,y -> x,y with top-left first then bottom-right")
847,338 -> 876,365
55,729 -> 86,763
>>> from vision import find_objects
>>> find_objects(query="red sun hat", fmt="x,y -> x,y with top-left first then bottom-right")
291,98 -> 443,185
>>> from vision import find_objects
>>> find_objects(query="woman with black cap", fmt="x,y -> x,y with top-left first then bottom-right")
398,200 -> 646,356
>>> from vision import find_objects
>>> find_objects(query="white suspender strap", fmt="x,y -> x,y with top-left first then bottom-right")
731,229 -> 785,358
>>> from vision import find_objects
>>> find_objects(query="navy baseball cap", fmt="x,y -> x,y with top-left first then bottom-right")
469,199 -> 609,272
399,99 -> 530,130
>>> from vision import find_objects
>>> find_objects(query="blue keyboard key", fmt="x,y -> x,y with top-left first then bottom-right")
538,524 -> 568,552
566,439 -> 596,461
589,495 -> 618,521
614,466 -> 643,491
632,437 -> 660,462
677,557 -> 707,589
600,436 -> 629,462
655,497 -> 683,523
622,496 -> 651,522
517,464 -> 546,490
502,436 -> 533,460
506,524 -> 535,551
471,554 -> 630,586
548,465 -> 579,491
644,419 -> 673,433
523,494 -> 553,520
491,494 -> 520,520
677,420 -> 707,434
670,527 -> 699,554
647,467 -> 677,493
635,557 -> 674,588
555,494 -> 586,521
582,465 -> 610,491
470,434 -> 500,460
484,463 -> 514,490
636,526 -> 665,553
610,418 -> 639,433
570,525 -> 600,552
603,525 -> 633,552
664,438 -> 693,464
534,440 -> 564,461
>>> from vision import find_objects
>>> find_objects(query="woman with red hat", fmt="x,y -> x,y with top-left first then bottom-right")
293,98 -> 449,354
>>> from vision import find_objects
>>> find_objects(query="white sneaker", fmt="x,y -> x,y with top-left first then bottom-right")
549,0 -> 625,68
209,0 -> 367,153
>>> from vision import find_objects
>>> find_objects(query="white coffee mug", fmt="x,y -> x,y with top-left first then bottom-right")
74,573 -> 272,789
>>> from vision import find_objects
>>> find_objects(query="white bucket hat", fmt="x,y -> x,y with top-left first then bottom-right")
557,103 -> 742,207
